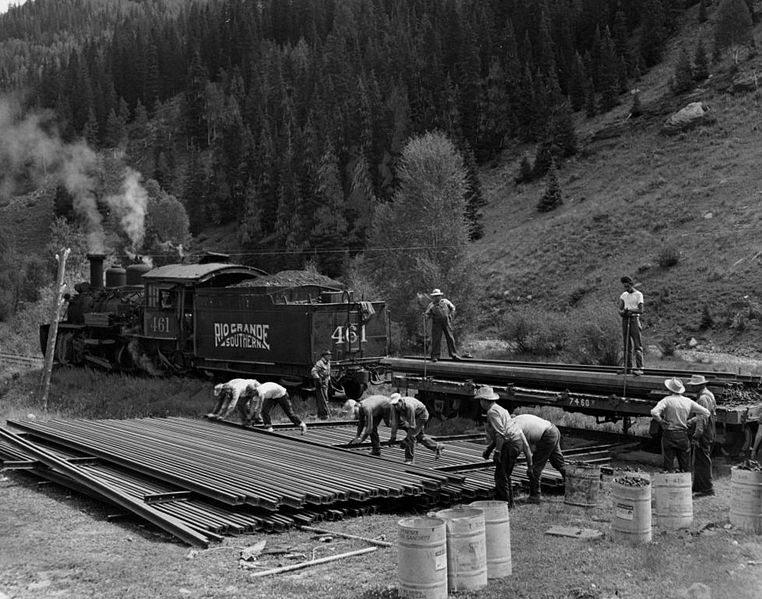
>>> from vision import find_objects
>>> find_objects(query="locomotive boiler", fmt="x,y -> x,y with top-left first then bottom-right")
41,253 -> 389,400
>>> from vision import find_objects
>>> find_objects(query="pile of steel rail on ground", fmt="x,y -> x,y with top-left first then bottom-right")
0,418 -> 617,547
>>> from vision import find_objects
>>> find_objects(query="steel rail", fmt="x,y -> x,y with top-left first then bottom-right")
0,427 -> 210,547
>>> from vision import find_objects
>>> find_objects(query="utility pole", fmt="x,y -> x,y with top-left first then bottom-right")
39,248 -> 70,411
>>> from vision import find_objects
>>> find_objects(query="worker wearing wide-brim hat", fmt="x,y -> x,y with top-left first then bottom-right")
685,374 -> 716,496
388,393 -> 443,464
477,385 -> 533,508
650,377 -> 710,473
423,288 -> 461,362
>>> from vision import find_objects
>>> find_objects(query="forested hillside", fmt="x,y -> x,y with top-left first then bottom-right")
0,0 -> 760,356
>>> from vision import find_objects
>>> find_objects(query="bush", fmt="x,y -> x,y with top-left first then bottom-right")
699,303 -> 714,330
501,307 -> 569,357
567,302 -> 621,365
657,244 -> 680,267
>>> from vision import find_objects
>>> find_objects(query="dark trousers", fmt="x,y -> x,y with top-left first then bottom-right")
529,425 -> 566,496
692,437 -> 714,492
401,419 -> 438,462
495,441 -> 521,508
431,320 -> 458,359
315,381 -> 330,419
622,316 -> 644,369
261,393 -> 302,427
662,429 -> 691,472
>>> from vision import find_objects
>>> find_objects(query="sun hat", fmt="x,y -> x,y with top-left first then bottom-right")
664,377 -> 685,395
430,288 -> 444,296
390,393 -> 402,405
685,374 -> 708,386
474,386 -> 500,401
213,383 -> 224,397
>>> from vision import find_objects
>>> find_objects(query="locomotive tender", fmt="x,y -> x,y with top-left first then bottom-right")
41,253 -> 389,399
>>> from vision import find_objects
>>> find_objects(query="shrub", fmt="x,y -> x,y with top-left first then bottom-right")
567,302 -> 621,365
657,244 -> 680,267
501,307 -> 569,357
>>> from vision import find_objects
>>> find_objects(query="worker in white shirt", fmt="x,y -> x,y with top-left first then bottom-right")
207,378 -> 259,423
512,413 -> 567,503
248,381 -> 307,434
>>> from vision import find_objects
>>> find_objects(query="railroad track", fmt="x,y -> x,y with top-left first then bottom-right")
0,352 -> 44,370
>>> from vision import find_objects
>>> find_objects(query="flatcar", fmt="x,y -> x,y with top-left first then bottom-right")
41,253 -> 389,399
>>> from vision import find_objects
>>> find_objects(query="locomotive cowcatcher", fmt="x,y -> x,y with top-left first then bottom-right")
40,253 -> 389,400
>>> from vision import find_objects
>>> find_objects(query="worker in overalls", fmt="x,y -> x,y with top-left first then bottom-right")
424,288 -> 461,361
311,349 -> 332,420
389,393 -> 444,464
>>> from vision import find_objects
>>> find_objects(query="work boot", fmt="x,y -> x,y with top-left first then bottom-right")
632,369 -> 643,376
430,357 -> 438,362
451,354 -> 462,361
404,460 -> 414,465
300,422 -> 308,435
370,450 -> 381,457
266,427 -> 274,433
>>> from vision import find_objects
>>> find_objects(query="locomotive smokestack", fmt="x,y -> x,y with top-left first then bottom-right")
87,253 -> 106,289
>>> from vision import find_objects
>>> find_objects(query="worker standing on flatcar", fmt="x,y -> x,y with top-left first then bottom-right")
478,386 -> 533,509
207,378 -> 259,424
250,381 -> 308,434
424,288 -> 461,362
686,374 -> 716,496
618,276 -> 645,375
347,395 -> 393,456
389,393 -> 444,464
651,377 -> 710,472
512,413 -> 567,503
311,349 -> 332,420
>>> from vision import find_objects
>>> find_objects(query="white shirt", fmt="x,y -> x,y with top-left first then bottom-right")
620,289 -> 644,311
512,414 -> 552,447
256,382 -> 288,401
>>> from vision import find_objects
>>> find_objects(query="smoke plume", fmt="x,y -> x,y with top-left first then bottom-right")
0,96 -> 148,253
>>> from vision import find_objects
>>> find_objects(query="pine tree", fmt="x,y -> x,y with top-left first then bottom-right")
714,0 -> 754,63
537,160 -> 563,213
640,0 -> 668,67
598,27 -> 620,112
517,155 -> 534,184
673,48 -> 694,94
693,39 -> 710,81
631,91 -> 643,117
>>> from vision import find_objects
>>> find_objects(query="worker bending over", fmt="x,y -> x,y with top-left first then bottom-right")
208,378 -> 260,424
478,386 -> 533,508
248,381 -> 308,434
389,393 -> 444,464
512,413 -> 566,503
347,395 -> 393,457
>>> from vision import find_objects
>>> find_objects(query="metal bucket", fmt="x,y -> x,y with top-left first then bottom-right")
653,472 -> 693,529
564,464 -> 601,508
470,500 -> 512,578
435,507 -> 488,591
611,476 -> 652,544
730,467 -> 762,533
397,516 -> 448,599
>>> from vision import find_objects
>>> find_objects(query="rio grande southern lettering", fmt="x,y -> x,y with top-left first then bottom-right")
214,323 -> 270,350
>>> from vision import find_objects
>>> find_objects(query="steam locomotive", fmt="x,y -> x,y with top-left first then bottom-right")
40,253 -> 389,399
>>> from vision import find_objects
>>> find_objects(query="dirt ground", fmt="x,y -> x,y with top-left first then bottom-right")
2,454 -> 762,599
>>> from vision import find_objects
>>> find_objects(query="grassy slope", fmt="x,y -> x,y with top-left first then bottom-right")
472,8 -> 762,354
1,6 -> 760,358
